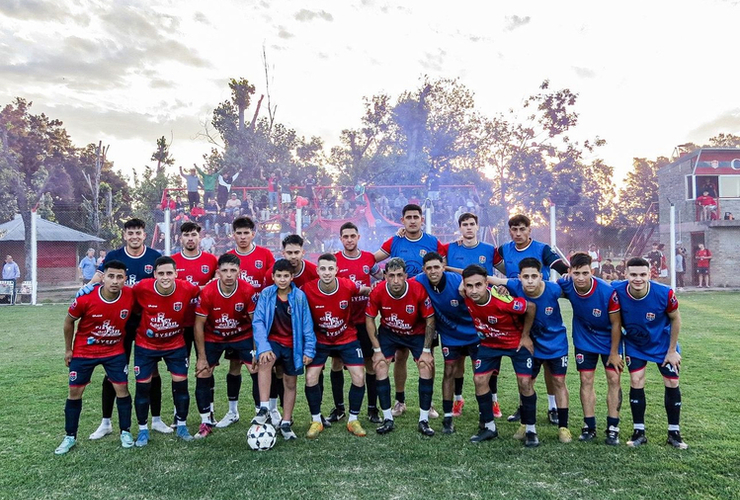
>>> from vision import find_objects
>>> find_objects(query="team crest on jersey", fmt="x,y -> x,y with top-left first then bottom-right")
339,300 -> 349,309
120,309 -> 129,319
645,312 -> 655,321
475,358 -> 482,369
592,308 -> 602,317
406,305 -> 415,314
450,299 -> 459,307
71,299 -> 78,309
134,366 -> 140,376
201,265 -> 210,274
144,265 -> 153,274
487,316 -> 498,324
419,250 -> 427,257
255,260 -> 263,269
173,302 -> 183,312
576,353 -> 584,364
363,265 -> 370,274
512,300 -> 523,311
479,256 -> 486,264
69,371 -> 77,382
544,306 -> 553,316
235,302 -> 244,312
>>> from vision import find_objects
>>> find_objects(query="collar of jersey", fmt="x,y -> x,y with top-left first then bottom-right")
318,278 -> 339,296
513,239 -> 534,252
124,246 -> 148,259
179,251 -> 203,261
626,282 -> 650,301
234,244 -> 256,256
218,280 -> 238,298
385,281 -> 408,299
98,286 -> 122,304
574,278 -> 596,298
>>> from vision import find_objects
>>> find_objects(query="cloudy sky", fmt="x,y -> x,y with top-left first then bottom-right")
1,0 -> 738,184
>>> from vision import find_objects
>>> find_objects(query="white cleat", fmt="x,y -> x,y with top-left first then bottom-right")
151,420 -> 174,434
215,411 -> 240,428
88,422 -> 113,440
270,409 -> 283,427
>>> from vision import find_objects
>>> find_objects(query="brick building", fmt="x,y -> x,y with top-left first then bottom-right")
658,148 -> 740,286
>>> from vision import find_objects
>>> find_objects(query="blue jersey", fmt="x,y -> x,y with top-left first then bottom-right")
100,246 -> 162,286
612,280 -> 680,363
444,241 -> 497,275
507,279 -> 568,359
496,239 -> 562,280
380,233 -> 443,277
558,277 -> 620,355
414,272 -> 477,347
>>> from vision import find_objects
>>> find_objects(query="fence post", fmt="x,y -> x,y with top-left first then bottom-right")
31,209 -> 37,305
164,208 -> 171,256
670,203 -> 676,290
296,207 -> 303,237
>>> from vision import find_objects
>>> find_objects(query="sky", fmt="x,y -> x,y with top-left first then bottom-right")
1,0 -> 739,185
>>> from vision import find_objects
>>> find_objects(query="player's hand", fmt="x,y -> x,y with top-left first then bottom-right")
64,349 -> 73,367
662,350 -> 681,373
607,353 -> 624,373
517,336 -> 534,355
495,285 -> 510,297
372,351 -> 387,370
396,227 -> 406,238
76,283 -> 98,297
246,361 -> 259,374
303,355 -> 313,366
195,358 -> 210,376
418,351 -> 434,370
259,351 -> 275,364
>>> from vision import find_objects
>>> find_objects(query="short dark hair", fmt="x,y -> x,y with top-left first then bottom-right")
462,264 -> 487,280
282,234 -> 304,248
518,257 -> 542,272
124,218 -> 146,230
422,251 -> 445,266
232,216 -> 255,231
402,204 -> 423,217
385,257 -> 406,273
272,259 -> 294,275
102,260 -> 127,272
569,252 -> 592,270
217,253 -> 240,268
626,257 -> 650,268
180,221 -> 201,234
458,212 -> 478,226
339,222 -> 359,235
317,253 -> 337,264
508,214 -> 530,228
154,256 -> 176,271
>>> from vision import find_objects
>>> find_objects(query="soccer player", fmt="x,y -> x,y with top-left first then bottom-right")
84,218 -> 169,440
265,234 -> 318,288
487,258 -> 573,443
462,265 -> 538,446
366,257 -> 436,436
374,204 -> 445,418
251,259 -> 317,440
131,256 -> 200,446
192,253 -> 258,439
613,257 -> 687,449
416,252 -> 479,434
332,222 -> 384,423
55,261 -> 135,455
558,252 -> 624,445
302,253 -> 372,438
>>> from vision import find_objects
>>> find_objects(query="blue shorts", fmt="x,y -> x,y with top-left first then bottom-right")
473,346 -> 533,377
532,355 -> 569,379
134,345 -> 189,382
378,326 -> 426,361
356,322 -> 374,358
574,348 -> 618,372
310,340 -> 364,368
626,356 -> 679,380
205,339 -> 254,368
69,354 -> 128,387
441,342 -> 479,364
269,340 -> 301,376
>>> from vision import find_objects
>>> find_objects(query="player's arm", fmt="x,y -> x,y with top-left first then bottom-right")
486,275 -> 508,287
298,293 -> 316,366
193,314 -> 209,375
373,249 -> 389,263
63,315 -> 77,367
607,311 -> 624,372
518,301 -> 535,355
365,313 -> 386,371
663,308 -> 682,370
418,315 -> 436,370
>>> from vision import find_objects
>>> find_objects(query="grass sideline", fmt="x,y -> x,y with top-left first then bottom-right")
0,292 -> 739,500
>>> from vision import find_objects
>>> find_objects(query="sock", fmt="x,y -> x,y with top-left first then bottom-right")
454,377 -> 464,398
172,380 -> 190,422
101,377 -> 115,419
382,408 -> 393,420
607,416 -> 620,430
418,377 -> 433,412
526,424 -> 536,433
443,399 -> 453,417
305,383 -> 323,417
330,369 -> 345,408
209,375 -> 215,410
665,386 -> 681,428
150,375 -> 162,418
195,377 -> 212,415
548,394 -> 557,411
476,392 -> 494,425
64,398 -> 83,438
200,412 -> 211,424
348,413 -> 358,422
260,401 -> 269,410
229,400 -> 238,414
250,373 -> 260,410
629,387 -> 646,427
135,382 -> 151,426
584,416 -> 597,430
485,420 -> 497,432
521,393 -> 537,425
226,373 -> 242,409
557,407 -> 569,429
348,383 -> 365,416
366,373 -> 378,409
139,423 -> 148,431
269,398 -> 278,412
419,410 -> 429,422
274,374 -> 285,407
395,391 -> 405,404
377,378 -> 392,411
488,376 -> 498,396
116,395 -> 132,432
319,371 -> 325,400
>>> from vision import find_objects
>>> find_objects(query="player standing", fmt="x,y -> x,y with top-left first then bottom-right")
265,234 -> 319,288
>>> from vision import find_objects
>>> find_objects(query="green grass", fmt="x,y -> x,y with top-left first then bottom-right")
1,292 -> 739,500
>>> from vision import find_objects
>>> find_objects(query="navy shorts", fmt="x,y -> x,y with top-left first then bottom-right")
626,355 -> 679,380
473,346 -> 533,377
532,355 -> 569,379
356,322 -> 373,358
441,342 -> 479,364
269,340 -> 301,376
123,314 -> 142,360
134,345 -> 189,382
310,340 -> 364,368
378,326 -> 426,361
69,354 -> 128,387
224,346 -> 238,360
205,338 -> 254,368
574,348 -> 618,372
184,326 -> 194,358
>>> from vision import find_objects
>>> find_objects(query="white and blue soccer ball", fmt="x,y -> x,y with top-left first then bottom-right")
247,423 -> 276,451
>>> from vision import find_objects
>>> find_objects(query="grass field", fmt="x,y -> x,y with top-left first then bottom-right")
1,292 -> 739,500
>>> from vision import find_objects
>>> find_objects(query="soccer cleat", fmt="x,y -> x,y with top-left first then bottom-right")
54,436 -> 76,455
279,421 -> 297,440
194,423 -> 214,439
667,431 -> 688,450
327,406 -> 346,423
428,405 -> 439,419
492,401 -> 502,419
321,414 -> 332,429
215,411 -> 240,428
524,431 -> 540,448
627,430 -> 648,447
418,420 -> 435,437
88,422 -> 113,440
306,421 -> 324,439
558,427 -> 573,444
548,408 -> 559,426
135,429 -> 150,447
376,418 -> 395,435
152,420 -> 174,434
507,407 -> 521,422
605,426 -> 620,446
176,425 -> 194,442
270,409 -> 283,428
442,416 -> 455,434
251,407 -> 269,426
346,420 -> 367,437
470,427 -> 498,443
513,424 -> 527,441
579,426 -> 597,442
120,431 -> 135,449
391,401 -> 407,417
367,407 -> 382,424
452,399 -> 465,417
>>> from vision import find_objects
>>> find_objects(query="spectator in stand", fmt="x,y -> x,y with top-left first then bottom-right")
428,176 -> 440,201
646,242 -> 663,276
265,169 -> 279,211
280,177 -> 292,206
215,210 -> 231,237
701,181 -> 717,198
675,246 -> 686,289
190,202 -> 206,225
600,259 -> 617,281
696,191 -> 718,221
657,243 -> 669,278
587,244 -> 601,276
242,193 -> 257,220
179,166 -> 201,209
96,250 -> 107,267
376,193 -> 390,218
160,193 -> 176,211
217,171 -> 240,208
77,248 -> 98,285
615,259 -> 626,280
305,173 -> 317,205
225,192 -> 242,217
724,212 -> 735,220
695,243 -> 712,287
174,196 -> 184,215
393,189 -> 407,218
193,163 -> 223,203
204,197 -> 220,233
200,231 -> 216,254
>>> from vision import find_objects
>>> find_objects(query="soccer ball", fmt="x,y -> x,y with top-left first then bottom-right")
247,423 -> 276,451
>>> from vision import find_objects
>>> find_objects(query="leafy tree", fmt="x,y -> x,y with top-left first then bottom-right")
617,157 -> 669,226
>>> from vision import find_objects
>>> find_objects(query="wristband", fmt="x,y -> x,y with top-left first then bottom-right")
422,348 -> 431,354
373,347 -> 382,353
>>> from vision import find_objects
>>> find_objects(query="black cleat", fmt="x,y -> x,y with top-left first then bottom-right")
367,407 -> 382,424
605,426 -> 620,446
667,431 -> 688,449
418,420 -> 435,437
579,426 -> 597,442
376,419 -> 395,435
507,407 -> 521,422
320,414 -> 332,429
548,408 -> 559,426
470,427 -> 499,443
442,416 -> 455,434
627,430 -> 648,447
327,406 -> 346,423
524,431 -> 540,448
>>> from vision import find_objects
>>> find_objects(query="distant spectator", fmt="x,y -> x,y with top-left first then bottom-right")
657,243 -> 669,278
77,248 -> 97,285
204,197 -> 220,232
280,178 -> 292,205
305,173 -> 317,203
646,242 -> 662,271
724,212 -> 735,220
393,189 -> 407,216
96,250 -> 106,267
242,193 -> 257,220
696,191 -> 717,221
2,254 -> 20,285
428,176 -> 440,201
587,244 -> 601,276
160,193 -> 176,211
190,202 -> 206,224
615,259 -> 626,280
217,171 -> 240,207
675,246 -> 686,289
700,181 -> 717,198
200,231 -> 215,253
266,170 -> 279,211
695,243 -> 712,287
225,192 -> 242,217
179,166 -> 201,209
174,195 -> 184,215
377,193 -> 390,218
193,163 -> 223,203
600,259 -> 616,281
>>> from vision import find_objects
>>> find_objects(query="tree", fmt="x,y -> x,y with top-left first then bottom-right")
706,133 -> 740,148
617,157 -> 669,226
131,136 -> 180,234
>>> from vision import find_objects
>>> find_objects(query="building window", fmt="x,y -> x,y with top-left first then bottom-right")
685,175 -> 694,200
719,176 -> 740,198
